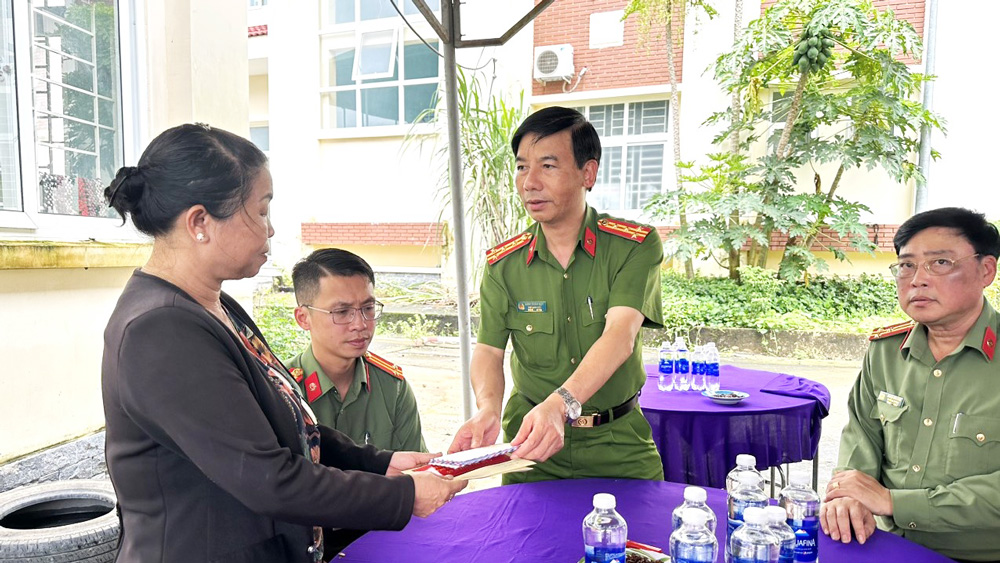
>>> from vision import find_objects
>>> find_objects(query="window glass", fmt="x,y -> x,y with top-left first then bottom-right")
589,104 -> 624,137
0,0 -> 21,211
404,83 -> 437,123
584,101 -> 668,212
625,144 -> 663,209
404,0 -> 440,15
32,0 -> 121,217
590,146 -> 622,212
333,48 -> 354,86
250,126 -> 270,151
360,87 -> 398,126
628,101 -> 667,135
404,41 -> 438,80
355,29 -> 396,78
360,0 -> 395,21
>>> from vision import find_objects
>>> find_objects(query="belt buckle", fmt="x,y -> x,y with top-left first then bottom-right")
572,415 -> 595,428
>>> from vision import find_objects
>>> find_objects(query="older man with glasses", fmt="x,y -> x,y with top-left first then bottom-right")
821,207 -> 1000,563
285,248 -> 427,453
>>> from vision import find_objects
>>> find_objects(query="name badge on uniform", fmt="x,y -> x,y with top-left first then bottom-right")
517,301 -> 547,313
877,390 -> 905,408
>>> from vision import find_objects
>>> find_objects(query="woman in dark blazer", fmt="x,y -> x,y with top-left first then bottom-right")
101,124 -> 464,562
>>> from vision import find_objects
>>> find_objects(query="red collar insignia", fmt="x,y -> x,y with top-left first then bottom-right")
290,367 -> 305,382
304,372 -> 322,403
984,326 -> 996,361
526,236 -> 537,266
583,227 -> 597,257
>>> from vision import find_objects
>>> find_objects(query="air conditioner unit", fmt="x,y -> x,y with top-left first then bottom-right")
534,44 -> 574,82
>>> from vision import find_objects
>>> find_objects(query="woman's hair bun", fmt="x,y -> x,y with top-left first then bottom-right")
104,166 -> 145,217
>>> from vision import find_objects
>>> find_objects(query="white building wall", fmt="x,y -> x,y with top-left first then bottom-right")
923,0 -> 1000,217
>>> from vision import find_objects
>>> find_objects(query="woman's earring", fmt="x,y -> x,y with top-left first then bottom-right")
196,233 -> 205,242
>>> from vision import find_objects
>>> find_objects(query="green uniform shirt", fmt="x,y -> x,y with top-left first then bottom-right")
837,298 -> 1000,561
284,346 -> 427,452
478,205 -> 664,482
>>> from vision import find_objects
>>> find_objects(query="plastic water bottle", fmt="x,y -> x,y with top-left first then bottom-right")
704,343 -> 721,394
778,475 -> 820,563
658,341 -> 675,392
728,506 -> 778,563
690,345 -> 706,391
671,486 -> 717,534
726,473 -> 769,561
764,506 -> 796,563
673,336 -> 691,391
726,454 -> 765,495
670,507 -> 718,563
583,493 -> 627,563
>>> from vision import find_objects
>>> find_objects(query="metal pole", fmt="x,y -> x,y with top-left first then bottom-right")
442,0 -> 474,420
915,0 -> 938,213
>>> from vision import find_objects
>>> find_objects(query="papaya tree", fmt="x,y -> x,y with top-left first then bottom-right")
648,0 -> 944,280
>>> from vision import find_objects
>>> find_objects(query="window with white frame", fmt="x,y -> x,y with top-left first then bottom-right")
575,101 -> 670,213
0,0 -> 123,219
0,1 -> 21,211
319,0 -> 441,130
31,0 -> 122,218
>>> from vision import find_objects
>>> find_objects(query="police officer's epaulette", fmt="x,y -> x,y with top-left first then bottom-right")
485,232 -> 533,265
365,351 -> 404,381
597,218 -> 652,243
869,320 -> 915,341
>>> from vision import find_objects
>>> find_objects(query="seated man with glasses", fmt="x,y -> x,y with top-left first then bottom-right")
821,207 -> 1000,562
285,248 -> 427,452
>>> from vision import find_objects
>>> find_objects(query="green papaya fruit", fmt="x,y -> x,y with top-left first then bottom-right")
808,47 -> 819,59
808,37 -> 819,47
799,57 -> 811,72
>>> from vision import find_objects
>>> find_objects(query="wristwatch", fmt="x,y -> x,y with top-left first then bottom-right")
553,386 -> 582,423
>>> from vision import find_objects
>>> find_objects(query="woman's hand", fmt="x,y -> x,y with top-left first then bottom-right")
387,451 -> 438,476
409,472 -> 467,518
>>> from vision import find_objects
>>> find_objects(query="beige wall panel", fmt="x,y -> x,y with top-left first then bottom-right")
0,268 -> 134,462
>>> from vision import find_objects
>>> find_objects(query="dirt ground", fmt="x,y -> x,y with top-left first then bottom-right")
368,336 -> 861,495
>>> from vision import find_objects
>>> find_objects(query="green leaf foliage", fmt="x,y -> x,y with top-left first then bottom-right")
660,267 -> 903,333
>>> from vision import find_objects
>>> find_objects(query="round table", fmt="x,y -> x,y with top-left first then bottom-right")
337,478 -> 953,562
640,365 -> 825,489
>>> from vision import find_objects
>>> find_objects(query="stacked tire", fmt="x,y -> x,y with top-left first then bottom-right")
0,480 -> 119,562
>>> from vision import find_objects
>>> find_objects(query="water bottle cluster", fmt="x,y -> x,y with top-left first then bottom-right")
582,456 -> 820,563
658,338 -> 720,393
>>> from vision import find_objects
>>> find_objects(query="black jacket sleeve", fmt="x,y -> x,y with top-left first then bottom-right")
114,305 -> 414,531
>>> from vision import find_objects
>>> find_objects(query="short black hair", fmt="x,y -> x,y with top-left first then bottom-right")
511,106 -> 601,169
105,123 -> 268,237
292,248 -> 376,306
894,207 -> 1000,258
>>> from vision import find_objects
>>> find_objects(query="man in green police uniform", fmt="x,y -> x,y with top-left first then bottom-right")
822,207 -> 1000,562
285,248 -> 427,452
449,106 -> 664,483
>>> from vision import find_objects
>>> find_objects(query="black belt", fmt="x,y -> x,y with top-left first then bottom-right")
523,392 -> 640,428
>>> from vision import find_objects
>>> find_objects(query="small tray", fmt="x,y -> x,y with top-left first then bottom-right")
701,389 -> 749,405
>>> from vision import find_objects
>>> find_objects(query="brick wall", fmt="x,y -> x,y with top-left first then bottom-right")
533,0 -> 683,97
301,222 -> 444,246
654,223 -> 900,252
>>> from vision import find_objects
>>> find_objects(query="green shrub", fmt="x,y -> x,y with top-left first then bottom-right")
254,292 -> 311,361
660,266 -> 903,333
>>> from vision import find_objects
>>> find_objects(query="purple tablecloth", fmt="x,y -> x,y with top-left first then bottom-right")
338,478 -> 953,563
640,365 -> 828,488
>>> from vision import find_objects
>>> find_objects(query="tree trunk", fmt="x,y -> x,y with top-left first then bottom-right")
727,0 -> 744,281
774,71 -> 809,160
664,2 -> 695,279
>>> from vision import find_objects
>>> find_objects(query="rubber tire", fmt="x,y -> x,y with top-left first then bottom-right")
0,480 -> 119,563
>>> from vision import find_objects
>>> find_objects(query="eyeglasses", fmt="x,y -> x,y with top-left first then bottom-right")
888,254 -> 981,279
302,301 -> 384,324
